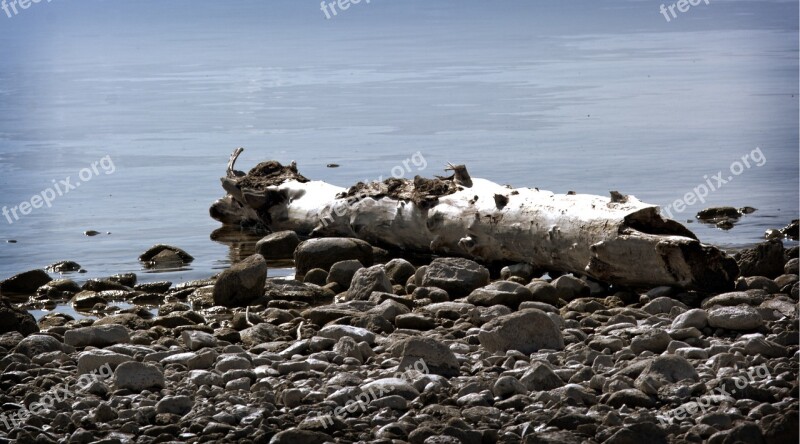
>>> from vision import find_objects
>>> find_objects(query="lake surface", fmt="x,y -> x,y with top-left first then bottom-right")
0,0 -> 797,292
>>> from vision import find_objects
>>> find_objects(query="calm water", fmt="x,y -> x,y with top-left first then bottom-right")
0,1 -> 797,291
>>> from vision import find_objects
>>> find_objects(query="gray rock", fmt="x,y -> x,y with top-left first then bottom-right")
478,308 -> 564,354
46,261 -> 82,273
139,244 -> 194,265
269,429 -> 331,444
367,299 -> 410,323
362,378 -> 419,400
744,276 -> 779,293
333,336 -> 363,362
384,259 -> 416,285
708,305 -> 763,330
346,265 -> 392,301
216,355 -> 252,372
318,325 -> 375,345
65,324 -> 130,348
114,361 -> 165,391
735,239 -> 784,278
239,322 -> 284,346
521,361 -> 563,391
467,280 -> 533,309
671,308 -> 708,330
264,279 -> 328,303
155,395 -> 193,416
551,275 -> 589,302
0,296 -> 39,336
15,334 -> 63,357
702,290 -> 767,308
397,337 -> 459,377
77,350 -> 133,374
785,258 -> 799,275
326,260 -> 363,288
642,296 -> 688,315
395,313 -> 436,330
294,237 -> 374,280
188,369 -> 223,387
606,388 -> 656,408
255,231 -> 300,260
493,375 -> 527,398
181,330 -> 217,351
0,269 -> 52,295
303,268 -> 328,286
420,258 -> 490,297
213,254 -> 267,307
525,281 -> 559,306
225,377 -> 252,391
630,329 -> 671,354
634,355 -> 699,395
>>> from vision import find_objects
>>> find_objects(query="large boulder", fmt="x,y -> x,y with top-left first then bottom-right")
0,296 -> 39,336
294,237 -> 374,280
478,309 -> 564,354
735,239 -> 784,278
213,254 -> 267,307
0,269 -> 52,295
347,265 -> 392,301
420,258 -> 490,297
255,231 -> 300,260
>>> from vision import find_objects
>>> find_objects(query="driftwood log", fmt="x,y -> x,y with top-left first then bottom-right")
210,148 -> 738,292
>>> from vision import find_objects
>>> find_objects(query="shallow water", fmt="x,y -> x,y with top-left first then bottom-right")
0,1 -> 797,309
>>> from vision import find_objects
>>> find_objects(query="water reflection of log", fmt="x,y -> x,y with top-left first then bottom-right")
210,226 -> 295,269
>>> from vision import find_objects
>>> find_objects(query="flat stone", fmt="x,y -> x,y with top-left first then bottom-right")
478,309 -> 564,354
65,324 -> 130,348
708,305 -> 763,330
114,361 -> 165,392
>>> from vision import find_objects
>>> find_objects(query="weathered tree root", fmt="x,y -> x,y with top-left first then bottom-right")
210,149 -> 738,292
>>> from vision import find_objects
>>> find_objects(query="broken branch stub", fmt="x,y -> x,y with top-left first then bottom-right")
210,149 -> 738,292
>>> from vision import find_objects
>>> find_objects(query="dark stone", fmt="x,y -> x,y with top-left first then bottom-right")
0,297 -> 39,336
255,230 -> 300,260
294,237 -> 374,280
0,269 -> 52,295
735,239 -> 785,278
213,254 -> 267,307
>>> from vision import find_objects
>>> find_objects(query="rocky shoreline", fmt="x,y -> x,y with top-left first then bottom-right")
0,235 -> 797,443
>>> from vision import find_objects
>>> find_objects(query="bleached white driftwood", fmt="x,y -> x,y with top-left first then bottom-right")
210,149 -> 738,292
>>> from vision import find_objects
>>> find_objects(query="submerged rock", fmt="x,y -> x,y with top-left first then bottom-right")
138,244 -> 194,267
